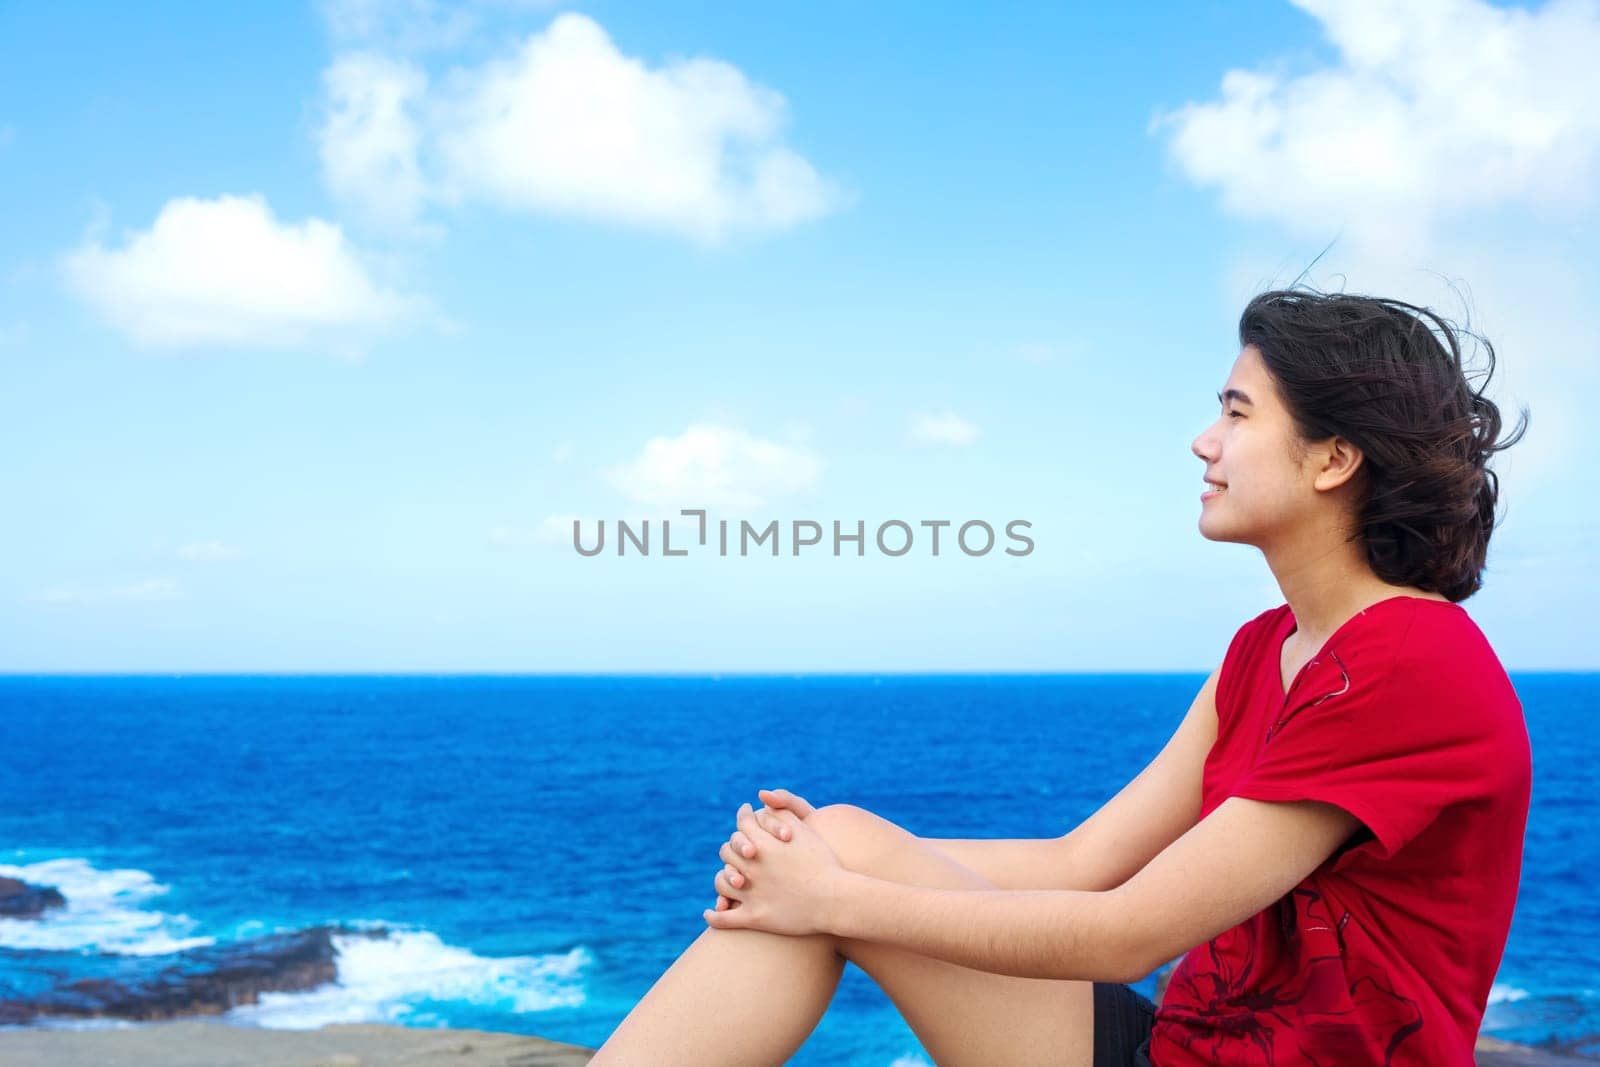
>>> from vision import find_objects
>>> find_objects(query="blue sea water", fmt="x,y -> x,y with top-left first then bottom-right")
0,673 -> 1593,1064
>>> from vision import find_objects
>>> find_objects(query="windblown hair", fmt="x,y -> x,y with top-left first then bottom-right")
1239,287 -> 1528,602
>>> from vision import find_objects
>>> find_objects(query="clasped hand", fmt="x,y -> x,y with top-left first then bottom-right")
702,788 -> 844,937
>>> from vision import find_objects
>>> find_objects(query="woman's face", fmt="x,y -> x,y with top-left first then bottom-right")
1190,344 -> 1316,546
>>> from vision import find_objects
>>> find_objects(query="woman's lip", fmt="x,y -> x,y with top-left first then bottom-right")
1201,486 -> 1226,501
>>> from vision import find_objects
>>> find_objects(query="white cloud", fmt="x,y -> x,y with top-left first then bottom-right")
175,541 -> 245,562
321,0 -> 478,50
1158,0 -> 1600,494
908,411 -> 981,447
1151,0 -> 1600,256
318,13 -> 848,241
320,54 -> 430,229
319,0 -> 561,52
605,423 -> 822,511
63,193 -> 418,350
29,578 -> 183,604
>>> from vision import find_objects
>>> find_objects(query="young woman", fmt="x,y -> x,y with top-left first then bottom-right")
589,288 -> 1532,1066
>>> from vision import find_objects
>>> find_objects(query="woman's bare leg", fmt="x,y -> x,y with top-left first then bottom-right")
589,805 -> 1095,1067
587,925 -> 844,1066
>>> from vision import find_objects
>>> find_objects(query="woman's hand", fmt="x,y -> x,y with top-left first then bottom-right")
703,802 -> 845,937
757,788 -> 818,821
714,789 -> 819,912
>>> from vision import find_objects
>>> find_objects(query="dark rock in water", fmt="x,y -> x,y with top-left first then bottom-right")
0,877 -> 66,919
1474,1035 -> 1600,1064
0,923 -> 388,1025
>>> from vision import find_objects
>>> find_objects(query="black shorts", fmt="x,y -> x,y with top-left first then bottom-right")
1092,981 -> 1156,1067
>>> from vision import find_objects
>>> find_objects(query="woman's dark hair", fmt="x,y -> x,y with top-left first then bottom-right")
1239,286 -> 1529,602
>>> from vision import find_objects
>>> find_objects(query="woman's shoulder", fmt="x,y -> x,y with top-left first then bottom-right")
1234,602 -> 1293,644
1390,596 -> 1506,677
1384,597 -> 1526,744
1220,602 -> 1292,671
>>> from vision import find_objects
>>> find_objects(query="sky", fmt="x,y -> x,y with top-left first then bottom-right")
1,0 -> 1596,672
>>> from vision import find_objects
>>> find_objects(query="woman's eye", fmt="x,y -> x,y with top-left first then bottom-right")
1227,410 -> 1244,419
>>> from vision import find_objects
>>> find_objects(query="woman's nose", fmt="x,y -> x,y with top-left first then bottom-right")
1192,427 -> 1217,461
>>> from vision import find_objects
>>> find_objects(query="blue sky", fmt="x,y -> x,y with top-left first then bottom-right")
1,0 -> 1595,671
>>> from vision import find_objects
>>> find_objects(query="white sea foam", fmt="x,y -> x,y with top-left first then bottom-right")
225,928 -> 592,1029
0,857 -> 213,955
886,1056 -> 933,1067
1488,982 -> 1531,1003
1,857 -> 589,1029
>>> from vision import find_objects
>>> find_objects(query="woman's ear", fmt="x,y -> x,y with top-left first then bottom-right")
1313,435 -> 1365,492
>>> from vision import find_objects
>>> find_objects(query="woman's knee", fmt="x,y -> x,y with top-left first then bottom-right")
806,805 -> 988,891
807,803 -> 877,836
806,805 -> 907,863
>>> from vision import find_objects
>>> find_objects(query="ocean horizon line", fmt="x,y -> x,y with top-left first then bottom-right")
0,669 -> 1596,679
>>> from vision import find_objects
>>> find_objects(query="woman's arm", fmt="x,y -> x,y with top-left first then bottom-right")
917,834 -> 1091,891
922,665 -> 1221,893
826,791 -> 1360,983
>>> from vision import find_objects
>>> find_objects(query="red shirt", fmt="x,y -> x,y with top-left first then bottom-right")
1149,595 -> 1532,1066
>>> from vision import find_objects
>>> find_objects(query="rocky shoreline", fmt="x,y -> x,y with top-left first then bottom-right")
0,1018 -> 598,1067
0,1018 -> 1594,1066
0,922 -> 390,1026
0,875 -> 1592,1064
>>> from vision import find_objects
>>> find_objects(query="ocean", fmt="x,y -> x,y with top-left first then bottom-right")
0,674 -> 1593,1064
